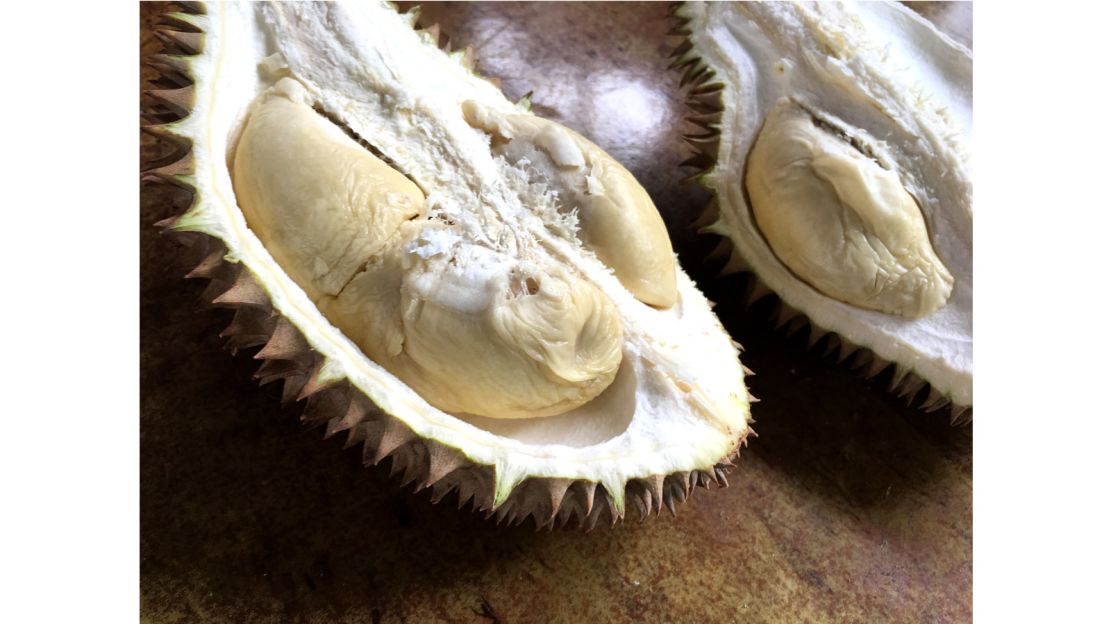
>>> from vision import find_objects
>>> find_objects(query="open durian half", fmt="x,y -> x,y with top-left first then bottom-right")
144,2 -> 752,528
672,2 -> 972,420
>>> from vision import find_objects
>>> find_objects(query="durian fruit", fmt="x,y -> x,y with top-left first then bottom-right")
143,2 -> 752,528
671,2 -> 972,421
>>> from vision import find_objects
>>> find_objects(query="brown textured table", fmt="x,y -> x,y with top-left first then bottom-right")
141,3 -> 972,622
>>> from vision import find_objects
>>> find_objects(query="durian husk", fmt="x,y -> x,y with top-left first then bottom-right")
667,4 -> 970,425
141,2 -> 750,529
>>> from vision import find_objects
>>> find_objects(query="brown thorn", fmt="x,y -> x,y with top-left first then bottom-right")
689,82 -> 725,96
153,215 -> 180,231
343,421 -> 370,449
584,505 -> 600,533
422,443 -> 466,489
630,485 -> 649,523
604,494 -> 620,527
714,466 -> 730,488
145,86 -> 195,116
325,394 -> 371,439
647,475 -> 665,515
670,40 -> 693,60
153,28 -> 203,55
454,482 -> 475,510
156,13 -> 203,34
888,365 -> 911,390
220,308 -> 273,343
805,326 -> 826,350
899,377 -> 928,402
280,373 -> 309,405
672,473 -> 691,500
429,483 -> 451,505
687,98 -> 724,114
253,359 -> 304,384
255,317 -> 310,361
668,53 -> 698,71
557,506 -> 573,530
837,344 -> 858,364
544,479 -> 573,526
140,121 -> 187,144
682,131 -> 720,144
142,152 -> 195,181
681,63 -> 710,87
212,269 -> 269,308
148,53 -> 192,77
920,387 -> 948,413
297,358 -> 342,401
580,482 -> 597,519
185,247 -> 226,280
865,355 -> 892,379
664,492 -> 677,517
399,447 -> 427,488
176,1 -> 206,15
301,385 -> 351,428
364,418 -> 415,466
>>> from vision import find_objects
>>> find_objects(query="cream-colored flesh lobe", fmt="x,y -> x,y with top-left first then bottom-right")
232,78 -> 424,300
461,100 -> 678,309
323,227 -> 624,419
234,79 -> 625,420
746,101 -> 954,318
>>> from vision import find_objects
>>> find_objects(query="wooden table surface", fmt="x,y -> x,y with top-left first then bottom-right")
140,3 -> 972,622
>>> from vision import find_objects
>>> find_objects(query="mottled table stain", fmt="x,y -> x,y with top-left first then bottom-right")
141,3 -> 971,622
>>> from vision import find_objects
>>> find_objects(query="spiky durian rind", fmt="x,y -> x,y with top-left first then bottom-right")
143,1 -> 751,529
667,3 -> 970,425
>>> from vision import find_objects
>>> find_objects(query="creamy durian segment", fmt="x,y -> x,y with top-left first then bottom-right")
233,78 -> 624,421
461,100 -> 678,308
323,224 -> 623,419
746,100 -> 954,318
233,78 -> 425,301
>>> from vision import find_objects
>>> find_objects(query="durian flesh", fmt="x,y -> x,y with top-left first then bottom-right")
159,1 -> 750,518
234,78 -> 625,420
678,1 -> 972,408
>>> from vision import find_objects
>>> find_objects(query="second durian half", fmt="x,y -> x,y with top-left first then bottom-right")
673,1 -> 972,419
145,1 -> 752,528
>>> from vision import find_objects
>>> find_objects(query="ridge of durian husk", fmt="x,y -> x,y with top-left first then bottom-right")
142,1 -> 750,530
667,3 -> 970,426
